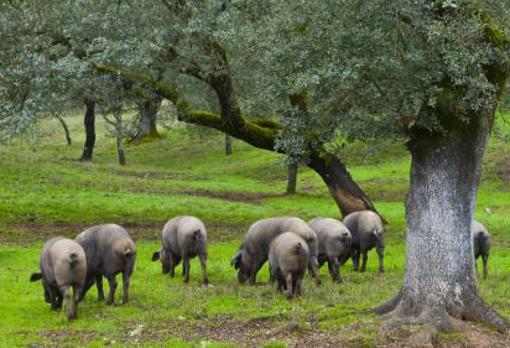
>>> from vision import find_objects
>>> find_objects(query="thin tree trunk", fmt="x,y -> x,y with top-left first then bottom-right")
373,108 -> 507,332
113,109 -> 126,166
131,95 -> 162,143
80,98 -> 96,161
55,115 -> 71,145
116,130 -> 126,166
225,134 -> 233,155
286,160 -> 298,194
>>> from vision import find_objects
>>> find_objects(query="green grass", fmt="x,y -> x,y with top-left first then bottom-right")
1,112 -> 510,346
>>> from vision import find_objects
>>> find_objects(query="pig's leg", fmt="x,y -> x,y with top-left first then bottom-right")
248,257 -> 266,285
198,253 -> 208,286
360,251 -> 368,273
352,248 -> 360,271
60,286 -> 76,319
482,254 -> 489,280
284,273 -> 293,299
96,275 -> 105,302
309,256 -> 321,285
122,271 -> 130,304
328,257 -> 342,283
183,256 -> 190,283
105,274 -> 117,305
376,245 -> 384,274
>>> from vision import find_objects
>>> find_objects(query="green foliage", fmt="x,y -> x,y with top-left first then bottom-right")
2,0 -> 508,159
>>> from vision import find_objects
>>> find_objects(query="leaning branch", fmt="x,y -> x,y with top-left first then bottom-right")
93,64 -> 278,151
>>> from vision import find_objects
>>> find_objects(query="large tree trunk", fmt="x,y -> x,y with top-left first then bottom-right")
374,108 -> 507,333
131,94 -> 162,143
80,98 -> 96,161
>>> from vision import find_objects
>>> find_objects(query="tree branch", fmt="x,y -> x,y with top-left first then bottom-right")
93,63 -> 278,150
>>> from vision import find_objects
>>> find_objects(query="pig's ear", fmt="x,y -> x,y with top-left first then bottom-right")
151,251 -> 161,261
231,250 -> 242,269
30,273 -> 42,282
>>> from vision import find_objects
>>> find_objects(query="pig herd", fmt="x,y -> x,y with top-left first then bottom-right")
29,211 -> 491,319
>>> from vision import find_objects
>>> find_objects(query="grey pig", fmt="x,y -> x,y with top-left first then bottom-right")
343,210 -> 385,273
30,237 -> 87,319
269,232 -> 310,299
472,220 -> 490,279
75,224 -> 136,305
231,217 -> 320,285
308,217 -> 352,283
151,215 -> 208,285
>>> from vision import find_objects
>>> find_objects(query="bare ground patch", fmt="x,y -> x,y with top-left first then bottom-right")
103,177 -> 284,205
109,168 -> 206,181
22,312 -> 510,347
129,186 -> 284,204
113,317 -> 510,347
181,190 -> 284,204
115,317 -> 353,347
36,329 -> 97,346
1,221 -> 247,244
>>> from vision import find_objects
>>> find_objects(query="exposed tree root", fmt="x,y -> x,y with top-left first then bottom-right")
373,288 -> 508,344
459,296 -> 509,333
372,289 -> 402,315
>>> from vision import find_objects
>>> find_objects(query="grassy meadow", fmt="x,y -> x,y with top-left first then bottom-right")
1,112 -> 510,347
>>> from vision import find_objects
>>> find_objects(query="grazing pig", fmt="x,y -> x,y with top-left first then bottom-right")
75,224 -> 136,305
343,210 -> 385,273
269,232 -> 309,299
231,217 -> 320,285
472,220 -> 490,279
308,217 -> 352,283
151,216 -> 208,285
30,237 -> 87,319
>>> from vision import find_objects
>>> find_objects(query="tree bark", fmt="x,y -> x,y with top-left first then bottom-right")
308,152 -> 379,217
80,98 -> 96,161
286,160 -> 298,195
225,134 -> 233,156
116,131 -> 126,166
113,109 -> 126,166
55,115 -> 71,145
373,108 -> 507,332
131,94 -> 162,143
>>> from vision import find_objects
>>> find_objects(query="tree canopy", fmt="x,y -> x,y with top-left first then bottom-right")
0,1 -> 508,150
